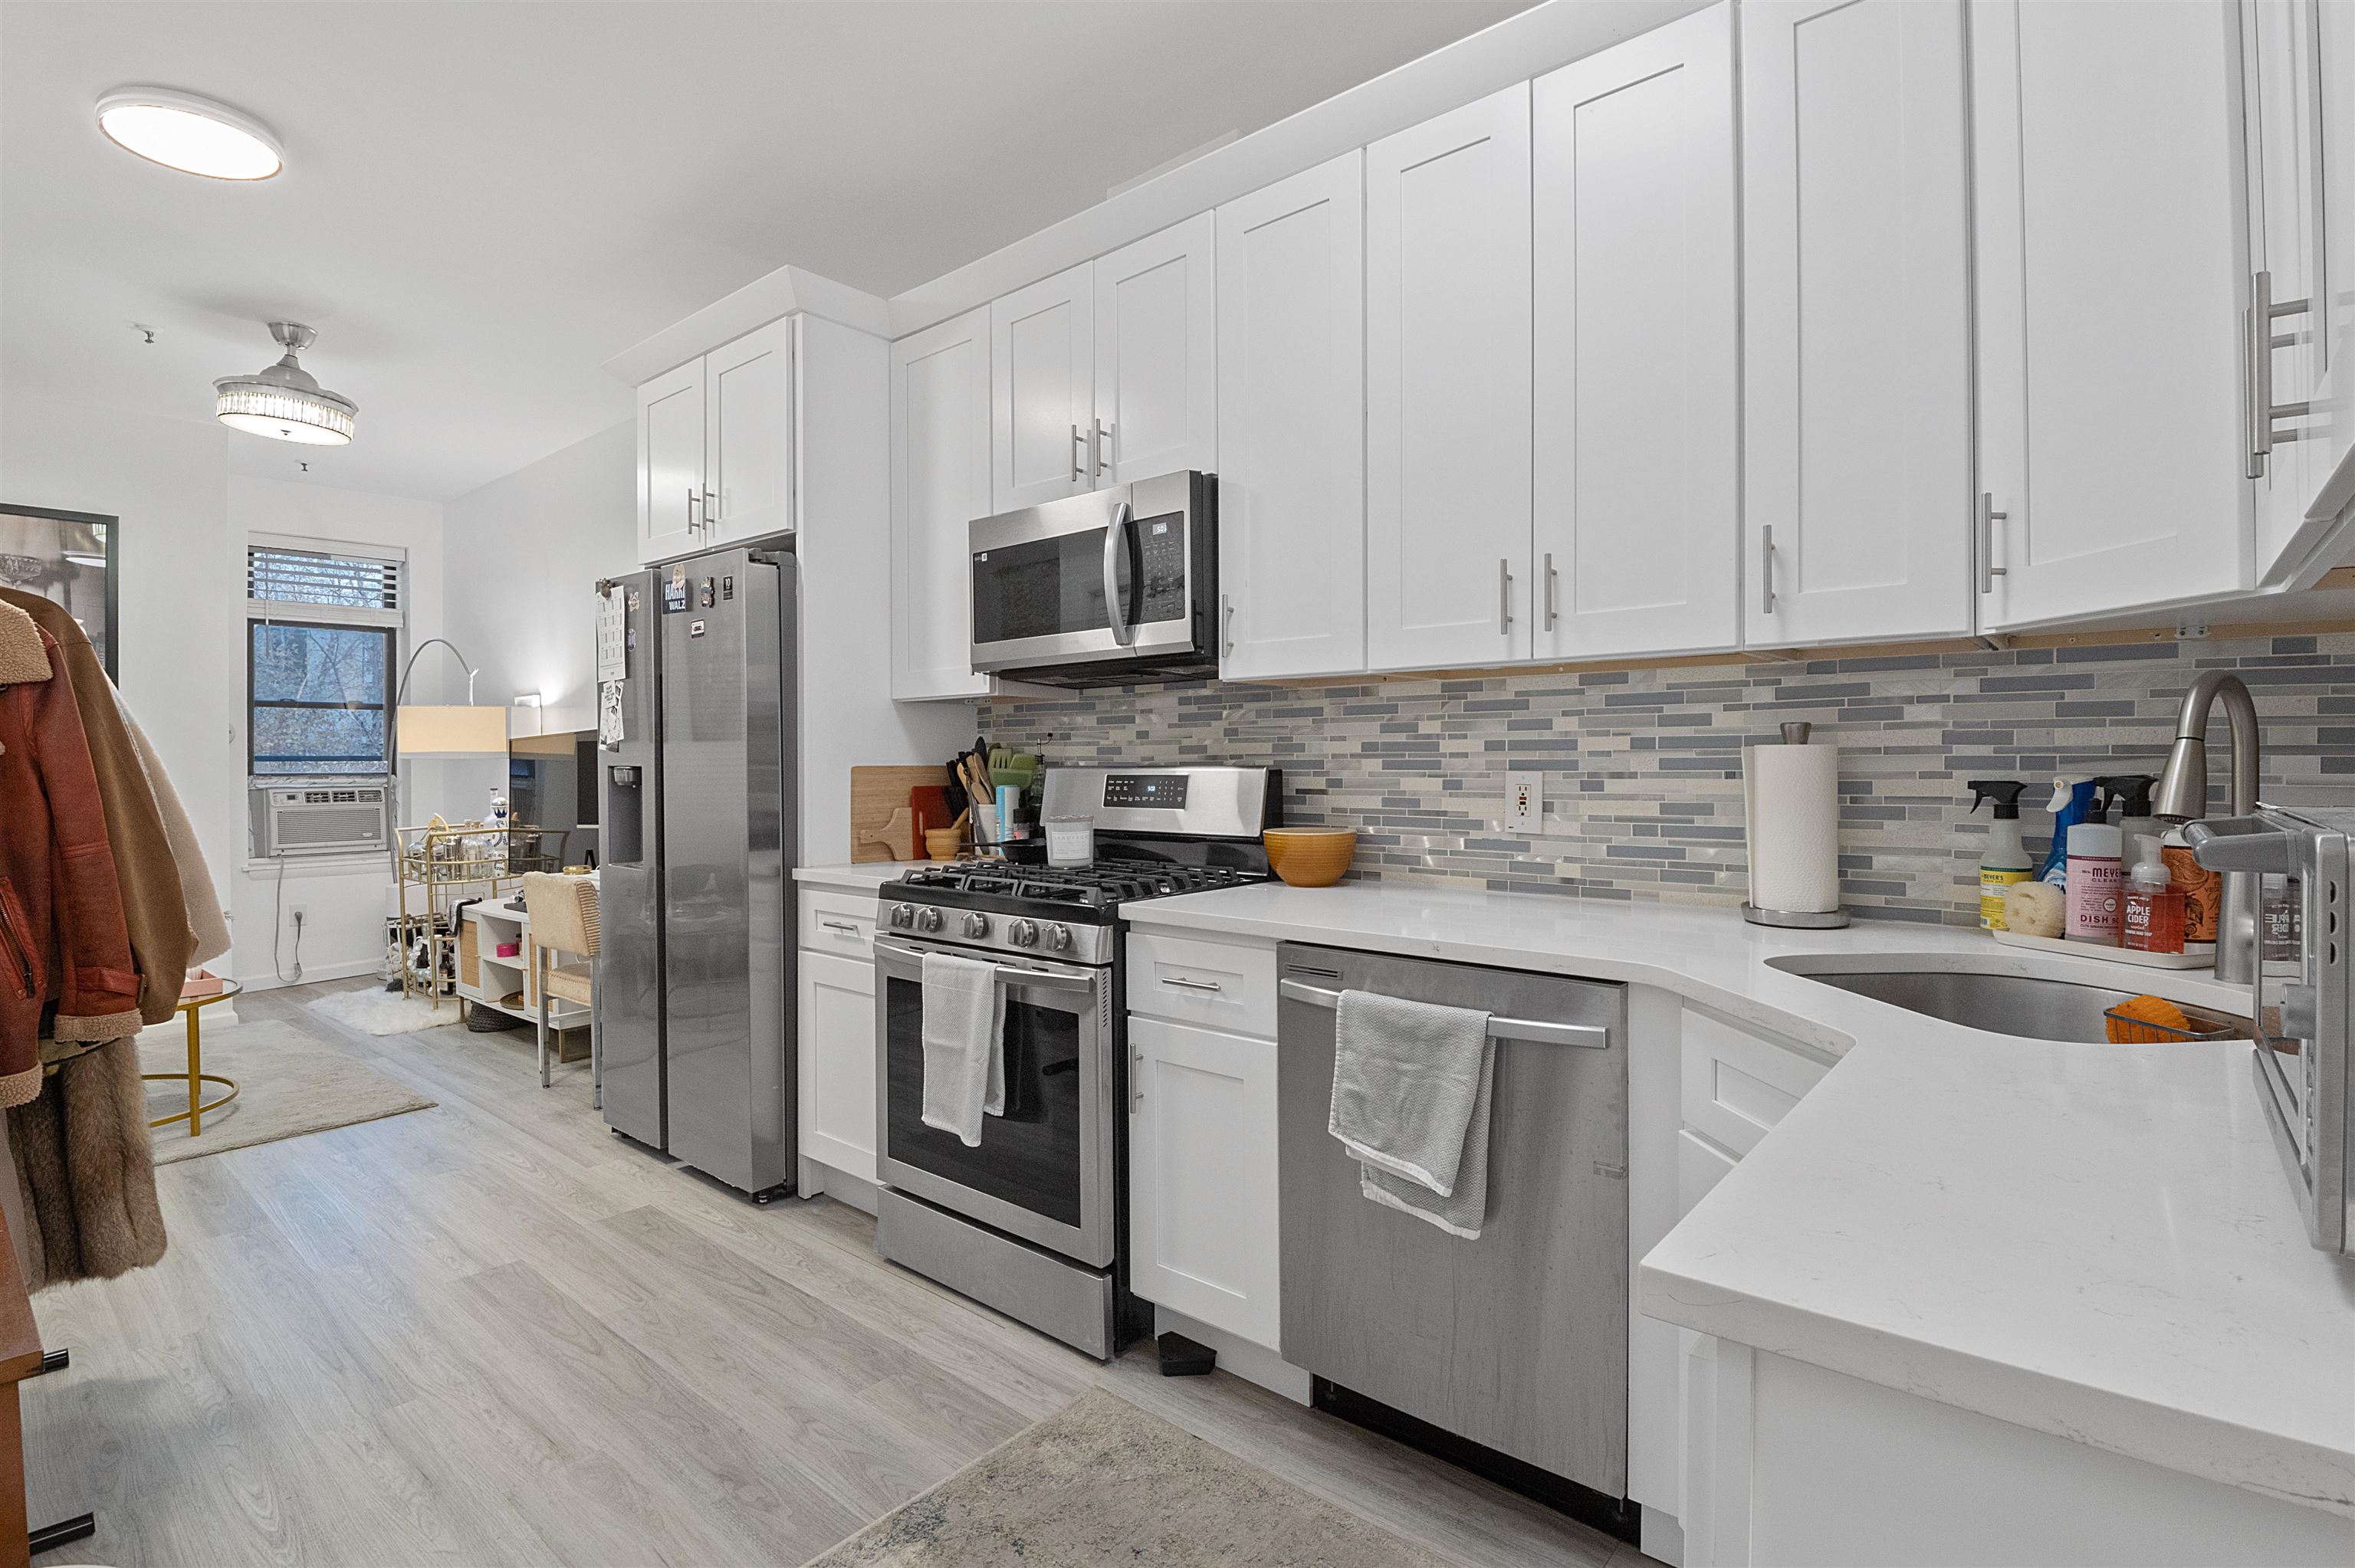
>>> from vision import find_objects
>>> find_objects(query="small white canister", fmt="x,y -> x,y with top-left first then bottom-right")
1044,816 -> 1095,868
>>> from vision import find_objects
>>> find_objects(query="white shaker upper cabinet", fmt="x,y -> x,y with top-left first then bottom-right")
1094,214 -> 1217,487
636,358 -> 705,565
991,261 -> 1095,513
704,320 -> 792,548
1971,0 -> 2251,630
2246,0 -> 2353,587
891,307 -> 994,701
1217,152 -> 1368,681
1742,0 -> 1973,647
1365,84 -> 1534,672
1532,5 -> 1739,661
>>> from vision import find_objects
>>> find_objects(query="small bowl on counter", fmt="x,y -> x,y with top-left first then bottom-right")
1263,828 -> 1357,888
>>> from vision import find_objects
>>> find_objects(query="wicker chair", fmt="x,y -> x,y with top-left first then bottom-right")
521,872 -> 599,1100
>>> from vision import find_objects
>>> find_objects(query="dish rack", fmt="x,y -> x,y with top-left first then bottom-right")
2102,999 -> 2248,1044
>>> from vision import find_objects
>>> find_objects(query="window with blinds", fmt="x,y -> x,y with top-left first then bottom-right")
245,535 -> 405,777
246,542 -> 402,625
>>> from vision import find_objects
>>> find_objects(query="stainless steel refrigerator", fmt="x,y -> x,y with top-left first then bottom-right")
596,547 -> 797,1197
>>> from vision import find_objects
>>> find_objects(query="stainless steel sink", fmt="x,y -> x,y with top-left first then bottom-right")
1765,959 -> 2249,1044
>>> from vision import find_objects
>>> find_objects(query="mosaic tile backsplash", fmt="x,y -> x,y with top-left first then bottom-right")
981,632 -> 2355,926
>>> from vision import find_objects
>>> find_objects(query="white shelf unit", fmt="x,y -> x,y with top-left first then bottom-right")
458,900 -> 591,1032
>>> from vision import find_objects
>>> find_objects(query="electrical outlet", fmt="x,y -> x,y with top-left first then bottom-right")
1505,769 -> 1543,833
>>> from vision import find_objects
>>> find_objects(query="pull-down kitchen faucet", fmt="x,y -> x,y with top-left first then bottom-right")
2153,671 -> 2261,984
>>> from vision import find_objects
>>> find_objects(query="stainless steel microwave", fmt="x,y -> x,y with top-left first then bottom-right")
2188,806 -> 2353,1256
969,470 -> 1217,687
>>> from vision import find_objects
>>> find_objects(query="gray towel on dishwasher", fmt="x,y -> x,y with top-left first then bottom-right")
1329,989 -> 1497,1239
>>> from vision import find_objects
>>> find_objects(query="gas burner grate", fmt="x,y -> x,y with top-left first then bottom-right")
894,860 -> 1263,909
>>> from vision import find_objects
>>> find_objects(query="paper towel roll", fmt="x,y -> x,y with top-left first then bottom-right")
1743,743 -> 1842,913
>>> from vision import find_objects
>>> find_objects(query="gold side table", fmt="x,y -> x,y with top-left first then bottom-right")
144,980 -> 243,1137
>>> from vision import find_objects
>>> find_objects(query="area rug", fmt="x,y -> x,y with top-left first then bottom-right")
140,1018 -> 437,1166
803,1388 -> 1451,1567
305,985 -> 459,1037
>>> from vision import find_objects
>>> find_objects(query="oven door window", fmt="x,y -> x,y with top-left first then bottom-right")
971,530 -> 1111,645
882,970 -> 1088,1228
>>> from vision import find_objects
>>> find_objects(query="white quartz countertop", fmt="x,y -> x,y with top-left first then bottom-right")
1125,880 -> 2355,1518
794,861 -> 921,893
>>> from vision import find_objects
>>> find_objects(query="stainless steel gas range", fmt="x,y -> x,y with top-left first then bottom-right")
869,765 -> 1277,1360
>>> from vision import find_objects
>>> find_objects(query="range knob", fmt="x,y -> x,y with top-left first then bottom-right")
963,912 -> 991,939
1008,919 -> 1038,948
1047,923 -> 1074,952
890,903 -> 915,930
916,907 -> 944,934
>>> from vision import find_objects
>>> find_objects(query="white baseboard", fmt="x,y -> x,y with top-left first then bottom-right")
235,959 -> 386,993
1151,1306 -> 1312,1404
803,1160 -> 879,1216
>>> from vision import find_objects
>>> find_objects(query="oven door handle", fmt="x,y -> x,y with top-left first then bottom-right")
1278,978 -> 1610,1049
875,937 -> 1099,992
1102,500 -> 1135,648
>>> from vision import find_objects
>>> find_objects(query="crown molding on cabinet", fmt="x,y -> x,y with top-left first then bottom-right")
603,264 -> 890,386
884,0 -> 1714,340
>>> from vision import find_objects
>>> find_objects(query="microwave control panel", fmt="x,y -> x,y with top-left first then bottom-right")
1133,513 -> 1187,625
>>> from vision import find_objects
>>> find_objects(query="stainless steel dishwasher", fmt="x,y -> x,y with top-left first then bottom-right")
1276,942 -> 1631,1530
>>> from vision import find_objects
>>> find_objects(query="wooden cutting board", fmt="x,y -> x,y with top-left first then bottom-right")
850,765 -> 948,863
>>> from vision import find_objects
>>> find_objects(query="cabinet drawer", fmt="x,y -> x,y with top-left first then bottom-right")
1680,1010 -> 1828,1157
1127,932 -> 1278,1038
1679,1127 -> 1739,1217
799,890 -> 879,959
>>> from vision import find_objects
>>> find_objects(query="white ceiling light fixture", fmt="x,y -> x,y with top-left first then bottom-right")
215,322 -> 358,445
96,86 -> 282,180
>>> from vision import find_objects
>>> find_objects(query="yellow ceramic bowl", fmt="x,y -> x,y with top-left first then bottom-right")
1263,828 -> 1357,888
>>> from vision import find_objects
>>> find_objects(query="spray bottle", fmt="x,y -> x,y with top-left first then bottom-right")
2039,776 -> 2100,886
1966,780 -> 2032,930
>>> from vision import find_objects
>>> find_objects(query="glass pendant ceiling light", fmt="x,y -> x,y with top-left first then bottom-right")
96,87 -> 282,180
215,323 -> 357,446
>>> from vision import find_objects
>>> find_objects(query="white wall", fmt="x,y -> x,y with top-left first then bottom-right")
440,418 -> 636,739
230,476 -> 452,989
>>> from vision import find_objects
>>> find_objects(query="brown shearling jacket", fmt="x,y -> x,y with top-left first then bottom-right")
0,589 -> 192,1026
0,599 -> 142,1107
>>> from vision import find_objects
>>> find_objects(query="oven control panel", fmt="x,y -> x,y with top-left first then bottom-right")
1102,773 -> 1191,811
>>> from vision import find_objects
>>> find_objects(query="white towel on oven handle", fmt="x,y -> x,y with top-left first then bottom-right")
920,950 -> 1006,1147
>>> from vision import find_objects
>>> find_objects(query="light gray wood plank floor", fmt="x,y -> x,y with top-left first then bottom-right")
23,977 -> 1650,1568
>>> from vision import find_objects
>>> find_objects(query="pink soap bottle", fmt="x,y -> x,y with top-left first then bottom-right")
2065,822 -> 2124,946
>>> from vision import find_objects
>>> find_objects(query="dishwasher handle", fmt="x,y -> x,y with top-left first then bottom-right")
1278,979 -> 1611,1050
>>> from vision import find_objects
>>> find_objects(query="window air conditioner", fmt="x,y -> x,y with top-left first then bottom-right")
251,785 -> 392,858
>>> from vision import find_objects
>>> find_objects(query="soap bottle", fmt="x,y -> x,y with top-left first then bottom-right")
1966,779 -> 2032,930
2122,835 -> 2186,953
2064,822 -> 2124,945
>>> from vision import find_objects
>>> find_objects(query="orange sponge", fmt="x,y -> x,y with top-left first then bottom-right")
2107,993 -> 2192,1044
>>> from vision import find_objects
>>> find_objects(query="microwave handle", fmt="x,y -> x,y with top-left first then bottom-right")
1103,500 -> 1135,648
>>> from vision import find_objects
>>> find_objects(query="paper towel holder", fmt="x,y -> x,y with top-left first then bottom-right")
1742,720 -> 1851,929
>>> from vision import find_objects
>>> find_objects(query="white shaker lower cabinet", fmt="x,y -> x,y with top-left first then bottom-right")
1365,84 -> 1534,672
796,946 -> 879,1190
889,306 -> 992,701
1741,0 -> 1975,647
1970,0 -> 2252,629
1216,151 -> 1368,681
1531,4 -> 1740,662
1128,1015 -> 1282,1350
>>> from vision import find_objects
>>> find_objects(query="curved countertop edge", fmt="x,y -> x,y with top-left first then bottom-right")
796,862 -> 922,894
1120,880 -> 2355,1520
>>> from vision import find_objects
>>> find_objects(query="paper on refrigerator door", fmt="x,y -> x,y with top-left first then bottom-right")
598,679 -> 626,746
596,587 -> 628,682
